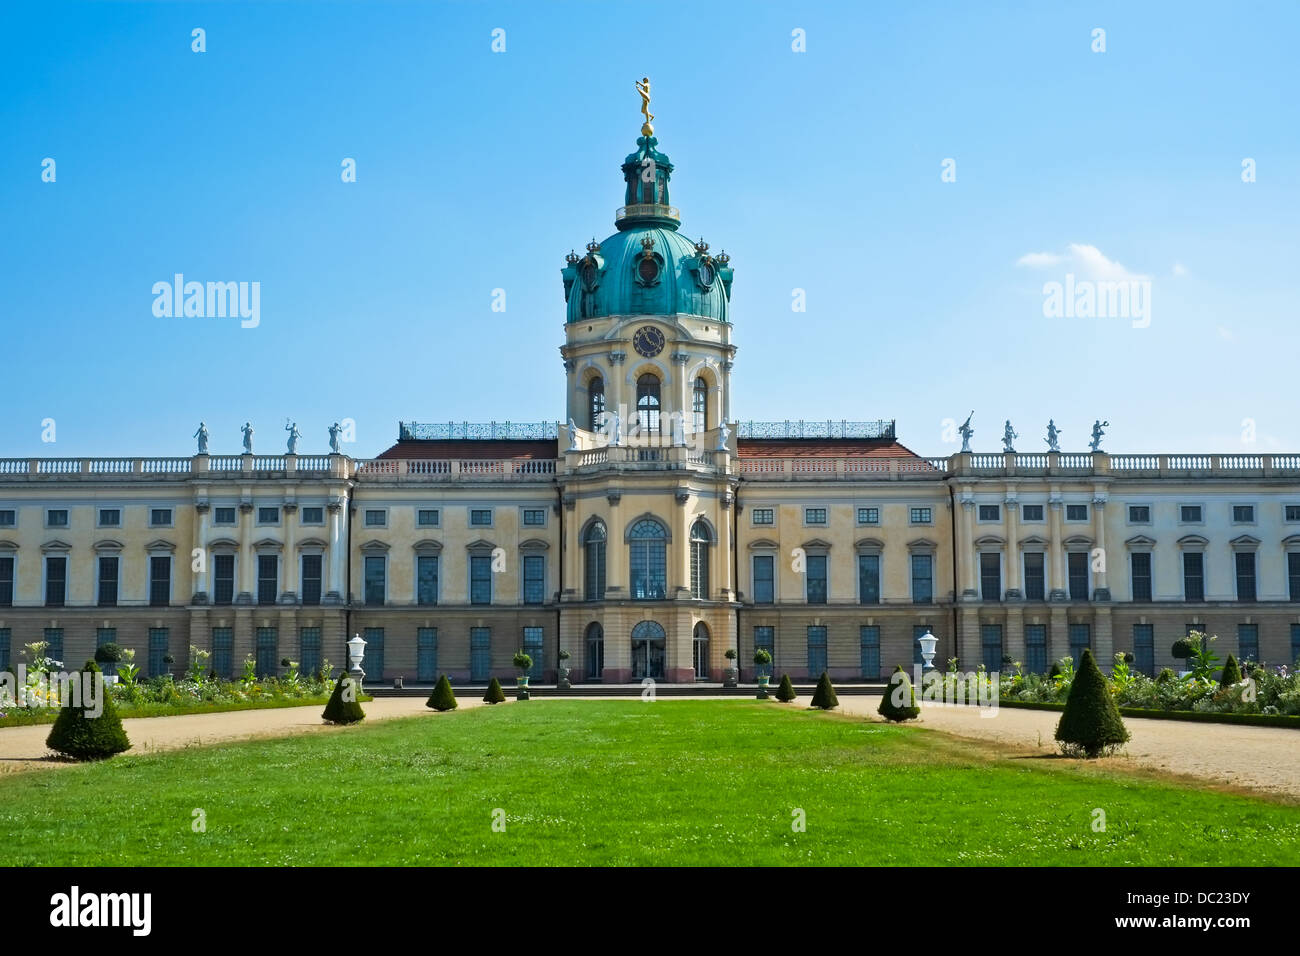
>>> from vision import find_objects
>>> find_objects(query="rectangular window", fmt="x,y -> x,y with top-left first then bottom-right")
978,504 -> 1000,521
1128,505 -> 1150,524
1286,505 -> 1300,523
96,627 -> 116,652
470,627 -> 491,681
470,509 -> 493,527
980,552 -> 1001,602
751,508 -> 774,526
857,554 -> 880,604
522,509 -> 546,526
1068,624 -> 1091,666
148,627 -> 169,677
214,506 -> 236,525
1023,552 -> 1045,600
212,627 -> 233,680
857,507 -> 879,525
301,554 -> 322,606
1066,504 -> 1089,522
1180,505 -> 1203,523
416,555 -> 439,606
1021,504 -> 1044,522
1232,505 -> 1255,523
1024,624 -> 1047,674
299,627 -> 322,677
364,555 -> 386,605
255,627 -> 278,678
806,625 -> 827,677
1133,623 -> 1155,677
0,510 -> 14,527
150,508 -> 172,527
804,507 -> 827,525
981,624 -> 1003,673
0,628 -> 10,672
43,628 -> 63,663
522,627 -> 544,680
149,555 -> 171,607
364,509 -> 386,527
805,554 -> 827,604
1183,552 -> 1205,602
754,626 -> 774,679
1067,551 -> 1089,600
257,554 -> 278,605
752,555 -> 774,604
1235,551 -> 1256,602
417,627 -> 438,683
911,554 -> 933,604
47,509 -> 69,528
860,625 -> 880,679
0,556 -> 11,606
470,555 -> 492,605
1130,552 -> 1152,602
523,554 -> 545,605
45,556 -> 67,607
1290,553 -> 1300,602
1292,624 -> 1300,669
257,507 -> 279,524
213,554 -> 235,605
98,555 -> 119,606
363,627 -> 384,681
300,506 -> 324,524
910,507 -> 932,524
98,508 -> 121,527
1237,624 -> 1258,665
417,508 -> 440,527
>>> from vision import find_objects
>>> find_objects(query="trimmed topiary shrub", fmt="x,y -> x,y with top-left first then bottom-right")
322,670 -> 365,725
483,677 -> 506,704
1220,654 -> 1242,687
427,674 -> 457,711
878,665 -> 920,722
1155,667 -> 1176,684
775,674 -> 796,702
810,672 -> 838,710
1055,648 -> 1130,758
1171,638 -> 1194,660
93,643 -> 122,665
46,661 -> 131,760
1048,661 -> 1062,679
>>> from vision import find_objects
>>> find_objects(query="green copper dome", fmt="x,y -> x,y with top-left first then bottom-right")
562,133 -> 733,323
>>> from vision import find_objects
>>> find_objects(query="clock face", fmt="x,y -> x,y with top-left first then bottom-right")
633,325 -> 665,358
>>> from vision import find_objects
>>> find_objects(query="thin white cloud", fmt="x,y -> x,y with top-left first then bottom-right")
1015,243 -> 1147,280
1217,325 -> 1236,342
1016,251 -> 1064,268
1172,262 -> 1188,277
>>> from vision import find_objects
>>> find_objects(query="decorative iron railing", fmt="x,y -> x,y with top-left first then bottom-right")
398,421 -> 560,442
615,203 -> 680,222
735,420 -> 896,441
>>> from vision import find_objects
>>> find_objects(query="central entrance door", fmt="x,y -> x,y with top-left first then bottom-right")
631,620 -> 666,680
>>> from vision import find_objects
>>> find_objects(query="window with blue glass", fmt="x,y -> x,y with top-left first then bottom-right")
1183,552 -> 1205,601
981,624 -> 1003,673
212,627 -> 233,679
363,627 -> 384,680
470,555 -> 493,605
417,627 -> 438,682
213,554 -> 235,605
0,556 -> 12,606
1130,552 -> 1152,601
45,556 -> 66,607
148,628 -> 169,677
858,554 -> 880,605
584,522 -> 607,600
586,622 -> 604,680
256,554 -> 277,605
364,555 -> 386,605
255,627 -> 278,678
1023,552 -> 1045,600
1235,552 -> 1256,602
301,554 -> 322,605
806,625 -> 827,677
0,628 -> 9,672
299,627 -> 321,677
628,518 -> 667,600
416,554 -> 439,605
1292,624 -> 1300,668
860,625 -> 880,679
1067,552 -> 1089,600
753,555 -> 774,604
754,626 -> 774,679
523,554 -> 546,604
523,627 -> 544,679
1290,553 -> 1300,602
1237,623 -> 1258,664
98,555 -> 119,607
1133,623 -> 1154,677
911,554 -> 933,604
689,520 -> 711,599
980,552 -> 1001,602
1068,624 -> 1091,666
1024,624 -> 1047,674
806,554 -> 827,604
470,627 -> 491,681
44,627 -> 63,662
148,556 -> 171,607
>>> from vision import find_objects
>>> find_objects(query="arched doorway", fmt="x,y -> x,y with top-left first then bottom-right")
631,620 -> 665,680
585,621 -> 604,681
692,622 -> 710,680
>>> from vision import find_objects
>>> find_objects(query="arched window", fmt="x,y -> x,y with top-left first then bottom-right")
693,622 -> 710,680
628,518 -> 667,600
585,622 -> 604,681
693,377 -> 708,434
584,521 -> 606,601
588,377 -> 605,432
690,519 -> 711,600
636,373 -> 661,435
631,620 -> 666,680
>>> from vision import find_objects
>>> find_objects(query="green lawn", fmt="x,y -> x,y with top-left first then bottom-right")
2,700 -> 1298,866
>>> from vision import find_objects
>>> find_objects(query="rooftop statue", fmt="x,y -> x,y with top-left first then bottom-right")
1090,419 -> 1110,453
241,422 -> 254,454
328,422 -> 342,454
285,420 -> 301,455
958,411 -> 974,453
1002,420 -> 1018,454
1045,419 -> 1062,453
193,421 -> 209,455
635,76 -> 654,136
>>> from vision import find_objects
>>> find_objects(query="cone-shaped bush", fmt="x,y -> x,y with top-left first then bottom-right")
427,674 -> 458,711
1055,648 -> 1129,758
775,674 -> 796,702
483,677 -> 506,704
1220,654 -> 1242,687
878,665 -> 920,722
809,672 -> 839,710
1048,661 -> 1062,679
322,670 -> 365,725
46,661 -> 131,760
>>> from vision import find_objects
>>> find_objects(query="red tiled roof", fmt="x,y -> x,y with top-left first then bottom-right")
736,439 -> 925,459
376,439 -> 558,460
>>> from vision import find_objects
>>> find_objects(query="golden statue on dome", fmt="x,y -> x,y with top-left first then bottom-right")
635,77 -> 654,136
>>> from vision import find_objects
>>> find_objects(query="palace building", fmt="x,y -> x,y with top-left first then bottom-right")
3,110 -> 1300,686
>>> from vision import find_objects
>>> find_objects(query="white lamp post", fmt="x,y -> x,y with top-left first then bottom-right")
347,633 -> 367,682
919,631 -> 939,672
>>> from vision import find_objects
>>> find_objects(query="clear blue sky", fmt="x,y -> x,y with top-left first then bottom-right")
2,1 -> 1296,458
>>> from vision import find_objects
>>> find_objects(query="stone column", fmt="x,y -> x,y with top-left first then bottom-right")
1003,491 -> 1021,599
1091,496 -> 1110,601
280,502 -> 298,602
1047,491 -> 1066,601
237,500 -> 254,603
672,352 -> 689,440
717,489 -> 734,602
672,489 -> 691,598
960,495 -> 978,598
605,490 -> 626,598
325,496 -> 345,604
193,501 -> 210,603
721,359 -> 734,425
561,496 -> 579,600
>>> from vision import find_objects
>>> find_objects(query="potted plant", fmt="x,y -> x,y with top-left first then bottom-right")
162,653 -> 176,678
94,643 -> 123,684
557,649 -> 571,691
753,648 -> 773,699
723,648 -> 738,688
512,650 -> 533,701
